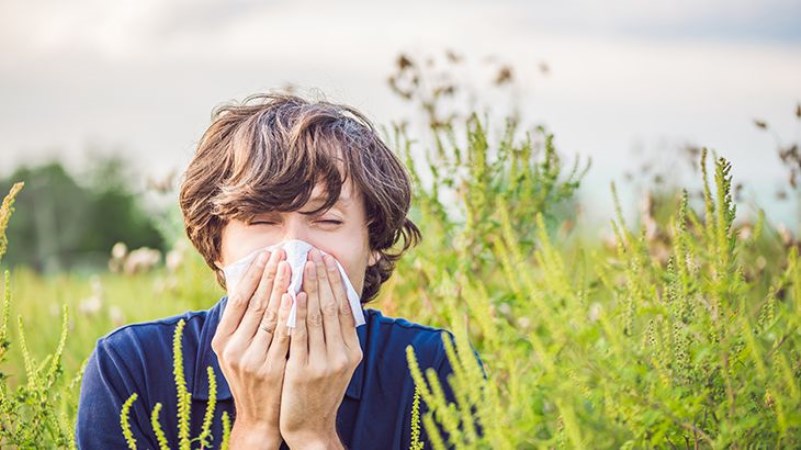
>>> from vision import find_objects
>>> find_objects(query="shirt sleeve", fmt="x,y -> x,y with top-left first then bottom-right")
75,338 -> 159,450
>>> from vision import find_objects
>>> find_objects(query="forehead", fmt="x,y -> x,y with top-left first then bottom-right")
309,177 -> 354,204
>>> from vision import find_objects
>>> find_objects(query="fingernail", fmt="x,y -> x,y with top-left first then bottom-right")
306,262 -> 317,279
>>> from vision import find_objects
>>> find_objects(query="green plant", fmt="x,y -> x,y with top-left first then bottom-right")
119,319 -> 229,450
0,182 -> 82,448
402,146 -> 801,448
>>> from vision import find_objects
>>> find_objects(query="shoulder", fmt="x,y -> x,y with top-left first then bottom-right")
362,308 -> 486,379
87,305 -> 215,398
77,305 -> 218,448
96,307 -> 209,357
362,308 -> 456,371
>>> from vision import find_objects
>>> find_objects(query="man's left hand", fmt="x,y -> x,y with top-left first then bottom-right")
280,248 -> 363,449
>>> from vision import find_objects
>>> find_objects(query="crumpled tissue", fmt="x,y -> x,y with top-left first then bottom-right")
221,239 -> 365,328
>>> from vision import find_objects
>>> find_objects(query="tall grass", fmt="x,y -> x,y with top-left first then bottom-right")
0,182 -> 79,448
401,140 -> 801,447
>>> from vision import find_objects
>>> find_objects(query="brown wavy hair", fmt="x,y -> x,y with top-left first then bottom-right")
178,91 -> 421,303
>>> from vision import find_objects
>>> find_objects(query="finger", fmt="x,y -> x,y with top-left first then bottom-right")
265,259 -> 292,330
288,292 -> 309,365
266,293 -> 293,363
215,250 -> 270,339
248,259 -> 291,358
313,250 -> 344,354
233,249 -> 284,344
324,253 -> 360,351
302,259 -> 326,356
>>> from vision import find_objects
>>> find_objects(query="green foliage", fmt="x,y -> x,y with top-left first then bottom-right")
410,386 -> 424,450
196,366 -> 218,448
400,138 -> 801,447
0,182 -> 23,263
121,392 -> 139,449
220,411 -> 231,450
0,183 -> 81,449
118,319 -> 230,449
0,156 -> 166,273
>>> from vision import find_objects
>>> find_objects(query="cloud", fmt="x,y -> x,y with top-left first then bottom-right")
501,0 -> 801,43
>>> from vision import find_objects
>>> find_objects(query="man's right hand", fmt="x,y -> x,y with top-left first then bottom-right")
211,248 -> 293,449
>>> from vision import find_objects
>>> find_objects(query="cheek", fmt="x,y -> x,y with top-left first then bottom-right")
220,223 -> 278,263
320,243 -> 370,294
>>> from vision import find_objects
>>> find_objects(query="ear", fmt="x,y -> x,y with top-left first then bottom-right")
367,250 -> 381,267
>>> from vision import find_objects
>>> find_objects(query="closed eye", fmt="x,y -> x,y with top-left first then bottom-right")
318,220 -> 343,225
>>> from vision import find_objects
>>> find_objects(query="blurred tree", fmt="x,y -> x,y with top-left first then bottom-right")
0,155 -> 166,273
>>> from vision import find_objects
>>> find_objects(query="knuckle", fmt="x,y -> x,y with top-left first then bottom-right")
263,265 -> 278,282
240,359 -> 261,376
262,309 -> 278,325
292,328 -> 307,340
230,293 -> 248,308
322,301 -> 339,317
248,302 -> 267,316
351,348 -> 363,364
223,351 -> 240,368
220,346 -> 236,361
276,331 -> 291,344
305,281 -> 317,294
211,337 -> 222,354
308,364 -> 326,379
308,311 -> 323,327
260,364 -> 279,379
332,355 -> 349,372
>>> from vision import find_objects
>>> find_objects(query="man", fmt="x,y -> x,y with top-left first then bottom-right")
76,92 -> 484,449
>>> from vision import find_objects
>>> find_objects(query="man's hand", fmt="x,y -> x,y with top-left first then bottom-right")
211,249 -> 294,450
280,248 -> 363,449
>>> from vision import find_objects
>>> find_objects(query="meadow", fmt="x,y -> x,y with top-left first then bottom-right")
1,58 -> 800,448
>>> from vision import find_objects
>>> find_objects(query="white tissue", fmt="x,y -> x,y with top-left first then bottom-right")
221,239 -> 366,328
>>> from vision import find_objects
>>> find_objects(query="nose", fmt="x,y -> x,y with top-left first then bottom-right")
281,213 -> 314,246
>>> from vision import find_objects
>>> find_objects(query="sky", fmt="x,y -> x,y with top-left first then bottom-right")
1,0 -> 800,231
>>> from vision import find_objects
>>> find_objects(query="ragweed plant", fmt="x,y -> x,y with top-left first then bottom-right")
119,319 -> 229,449
401,144 -> 801,448
409,385 -> 425,450
0,182 -> 81,449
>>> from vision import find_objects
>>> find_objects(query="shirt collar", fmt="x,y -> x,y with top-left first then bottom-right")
191,296 -> 367,401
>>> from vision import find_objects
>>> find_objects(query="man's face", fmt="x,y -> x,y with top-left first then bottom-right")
214,179 -> 379,297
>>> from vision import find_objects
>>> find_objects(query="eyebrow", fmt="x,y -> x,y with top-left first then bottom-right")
307,192 -> 352,205
295,192 -> 351,214
250,192 -> 352,218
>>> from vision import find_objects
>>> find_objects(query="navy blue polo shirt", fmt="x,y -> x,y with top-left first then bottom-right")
76,295 -> 486,449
